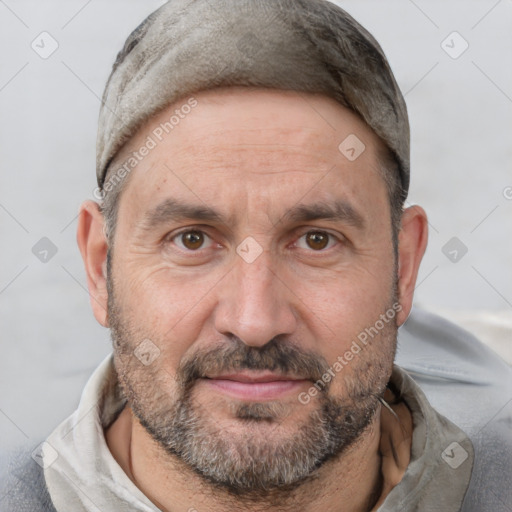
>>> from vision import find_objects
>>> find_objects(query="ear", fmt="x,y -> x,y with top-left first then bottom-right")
76,200 -> 110,327
395,205 -> 428,326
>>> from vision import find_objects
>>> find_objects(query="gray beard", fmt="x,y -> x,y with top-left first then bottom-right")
112,335 -> 393,503
108,265 -> 396,502
136,373 -> 378,499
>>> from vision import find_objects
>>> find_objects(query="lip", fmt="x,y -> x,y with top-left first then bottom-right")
201,372 -> 309,400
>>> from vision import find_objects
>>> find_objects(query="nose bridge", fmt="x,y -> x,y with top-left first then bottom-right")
237,255 -> 276,313
214,252 -> 297,346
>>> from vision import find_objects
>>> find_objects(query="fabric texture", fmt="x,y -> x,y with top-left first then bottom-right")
96,0 -> 410,199
0,447 -> 57,512
396,308 -> 512,512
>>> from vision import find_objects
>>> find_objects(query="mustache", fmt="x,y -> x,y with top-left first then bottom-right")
176,336 -> 331,391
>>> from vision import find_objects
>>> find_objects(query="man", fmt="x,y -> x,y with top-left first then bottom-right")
3,0 -> 511,511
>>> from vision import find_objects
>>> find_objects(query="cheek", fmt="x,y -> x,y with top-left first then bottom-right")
112,261 -> 226,365
316,317 -> 397,401
116,257 -> 213,320
298,268 -> 393,324
292,264 -> 396,361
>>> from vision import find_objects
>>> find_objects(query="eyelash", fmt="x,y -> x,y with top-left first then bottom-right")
166,227 -> 216,253
166,228 -> 343,254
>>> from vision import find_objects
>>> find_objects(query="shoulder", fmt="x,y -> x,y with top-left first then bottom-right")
397,307 -> 512,511
0,441 -> 57,512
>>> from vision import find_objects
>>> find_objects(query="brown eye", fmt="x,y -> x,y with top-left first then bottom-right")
179,230 -> 205,250
305,231 -> 330,250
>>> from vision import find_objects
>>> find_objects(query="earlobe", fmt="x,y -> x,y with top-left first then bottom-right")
395,205 -> 429,326
76,200 -> 110,327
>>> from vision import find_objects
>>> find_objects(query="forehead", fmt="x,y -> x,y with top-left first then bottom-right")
114,87 -> 390,229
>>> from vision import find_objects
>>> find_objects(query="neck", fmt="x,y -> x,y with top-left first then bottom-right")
106,405 -> 384,512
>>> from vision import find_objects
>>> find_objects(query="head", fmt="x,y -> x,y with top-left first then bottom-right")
78,0 -> 428,501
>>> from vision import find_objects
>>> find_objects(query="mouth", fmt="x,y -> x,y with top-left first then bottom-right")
200,371 -> 310,401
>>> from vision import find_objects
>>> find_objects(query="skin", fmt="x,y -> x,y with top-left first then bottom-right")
77,87 -> 428,512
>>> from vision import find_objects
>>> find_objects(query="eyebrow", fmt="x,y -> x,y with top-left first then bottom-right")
139,199 -> 225,231
283,200 -> 366,231
138,198 -> 365,233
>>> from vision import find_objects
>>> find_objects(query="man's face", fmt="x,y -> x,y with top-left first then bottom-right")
107,88 -> 399,496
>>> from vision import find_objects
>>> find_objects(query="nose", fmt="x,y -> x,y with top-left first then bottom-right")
213,253 -> 298,347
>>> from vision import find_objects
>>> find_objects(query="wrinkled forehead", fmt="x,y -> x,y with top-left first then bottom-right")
113,88 -> 391,236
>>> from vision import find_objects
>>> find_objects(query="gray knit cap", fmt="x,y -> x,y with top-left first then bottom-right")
97,0 -> 410,200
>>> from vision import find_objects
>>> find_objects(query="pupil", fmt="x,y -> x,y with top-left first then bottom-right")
307,231 -> 328,250
183,231 -> 204,249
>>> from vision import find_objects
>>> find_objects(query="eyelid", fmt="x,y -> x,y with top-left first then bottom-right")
293,228 -> 344,251
162,226 -> 345,255
164,226 -> 217,251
